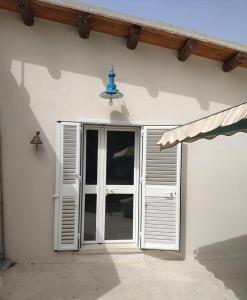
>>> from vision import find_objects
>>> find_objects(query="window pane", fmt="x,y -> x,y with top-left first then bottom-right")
84,194 -> 97,241
85,130 -> 98,185
106,131 -> 135,185
105,194 -> 133,240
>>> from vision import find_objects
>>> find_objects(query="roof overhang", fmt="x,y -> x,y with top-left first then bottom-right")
1,0 -> 247,72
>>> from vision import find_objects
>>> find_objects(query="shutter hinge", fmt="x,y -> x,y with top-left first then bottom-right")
77,233 -> 80,247
139,232 -> 143,245
140,173 -> 145,183
77,175 -> 82,182
52,194 -> 59,199
141,129 -> 144,137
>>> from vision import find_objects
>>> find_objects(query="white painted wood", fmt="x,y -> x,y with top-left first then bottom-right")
81,125 -> 140,245
77,118 -> 145,126
54,122 -> 82,250
141,126 -> 181,251
105,185 -> 135,194
54,123 -> 61,250
98,127 -> 105,243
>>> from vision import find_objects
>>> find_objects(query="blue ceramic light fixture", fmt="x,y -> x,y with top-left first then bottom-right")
100,67 -> 123,103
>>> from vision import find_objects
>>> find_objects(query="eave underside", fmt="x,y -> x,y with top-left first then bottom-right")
1,0 -> 247,70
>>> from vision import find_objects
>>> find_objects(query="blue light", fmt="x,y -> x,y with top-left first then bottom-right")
100,68 -> 123,100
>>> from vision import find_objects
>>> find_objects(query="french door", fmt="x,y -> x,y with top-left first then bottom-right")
81,125 -> 140,244
54,122 -> 181,251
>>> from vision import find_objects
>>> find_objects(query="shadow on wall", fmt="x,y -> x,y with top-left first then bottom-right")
1,10 -> 247,113
110,102 -> 132,123
195,235 -> 247,300
0,47 -> 121,300
0,8 -> 247,298
0,55 -> 57,258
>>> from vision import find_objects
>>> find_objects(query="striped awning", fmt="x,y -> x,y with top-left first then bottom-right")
158,102 -> 247,149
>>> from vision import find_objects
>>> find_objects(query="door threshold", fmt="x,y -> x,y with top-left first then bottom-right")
79,243 -> 143,254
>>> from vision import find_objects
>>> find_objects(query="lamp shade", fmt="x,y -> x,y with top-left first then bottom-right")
30,131 -> 43,148
100,68 -> 123,100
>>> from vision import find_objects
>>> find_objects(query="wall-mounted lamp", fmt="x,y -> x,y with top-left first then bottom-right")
30,131 -> 43,149
100,67 -> 123,104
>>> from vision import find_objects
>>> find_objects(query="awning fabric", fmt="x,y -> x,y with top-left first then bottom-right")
158,102 -> 247,149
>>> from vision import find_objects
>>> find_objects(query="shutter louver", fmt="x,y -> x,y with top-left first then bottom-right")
54,122 -> 81,250
141,127 -> 181,251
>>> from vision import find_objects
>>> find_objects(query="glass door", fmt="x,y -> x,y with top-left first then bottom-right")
82,127 -> 99,242
81,125 -> 140,244
104,129 -> 136,242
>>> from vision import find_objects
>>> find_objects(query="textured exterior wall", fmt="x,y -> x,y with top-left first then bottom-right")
0,9 -> 247,262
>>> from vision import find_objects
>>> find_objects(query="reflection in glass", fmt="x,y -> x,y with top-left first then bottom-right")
84,194 -> 97,241
105,194 -> 133,240
107,131 -> 135,185
86,130 -> 98,185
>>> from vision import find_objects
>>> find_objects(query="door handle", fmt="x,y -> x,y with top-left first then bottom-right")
163,191 -> 176,197
105,188 -> 114,196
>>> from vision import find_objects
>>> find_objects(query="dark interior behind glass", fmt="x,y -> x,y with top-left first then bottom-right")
85,130 -> 98,185
106,131 -> 135,185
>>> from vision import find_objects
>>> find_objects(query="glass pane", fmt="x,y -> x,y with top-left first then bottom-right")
84,194 -> 97,241
85,130 -> 98,185
105,194 -> 133,240
106,131 -> 135,185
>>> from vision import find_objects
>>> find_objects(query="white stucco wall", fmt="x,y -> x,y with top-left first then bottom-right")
0,9 -> 247,262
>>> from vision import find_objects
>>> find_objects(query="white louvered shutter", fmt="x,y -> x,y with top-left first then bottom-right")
54,122 -> 82,250
141,126 -> 181,250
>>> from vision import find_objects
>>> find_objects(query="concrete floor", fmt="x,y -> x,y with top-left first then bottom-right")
0,254 -> 247,300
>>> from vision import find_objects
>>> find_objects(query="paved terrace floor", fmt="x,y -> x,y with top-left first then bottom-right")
0,253 -> 247,300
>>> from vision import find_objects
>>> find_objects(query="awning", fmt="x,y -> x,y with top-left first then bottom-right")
158,101 -> 247,149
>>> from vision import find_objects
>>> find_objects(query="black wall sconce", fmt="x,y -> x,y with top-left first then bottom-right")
30,131 -> 43,149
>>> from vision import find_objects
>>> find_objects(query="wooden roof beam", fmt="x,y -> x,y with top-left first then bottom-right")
16,0 -> 34,26
222,52 -> 247,72
78,14 -> 91,39
127,25 -> 141,50
177,38 -> 198,61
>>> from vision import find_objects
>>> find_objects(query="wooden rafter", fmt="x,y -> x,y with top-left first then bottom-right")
222,52 -> 247,72
127,25 -> 141,50
177,38 -> 198,61
78,14 -> 91,39
15,0 -> 34,26
0,0 -> 247,70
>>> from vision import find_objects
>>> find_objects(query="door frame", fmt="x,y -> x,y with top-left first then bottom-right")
81,124 -> 141,245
